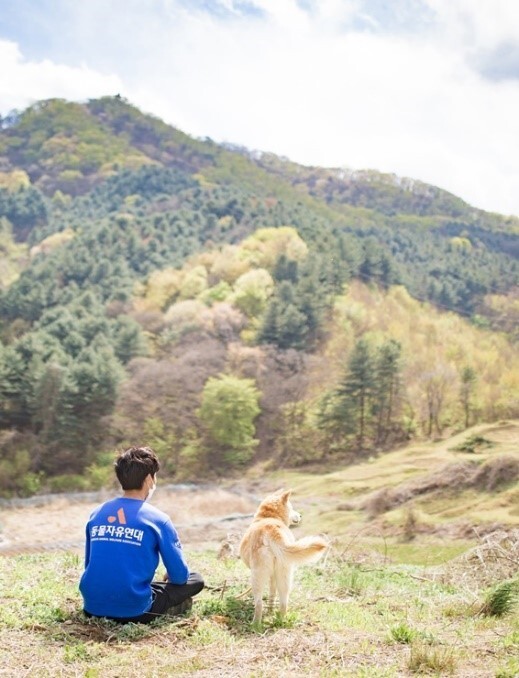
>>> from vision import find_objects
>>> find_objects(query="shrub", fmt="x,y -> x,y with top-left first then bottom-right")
452,434 -> 493,454
480,579 -> 519,617
0,446 -> 42,497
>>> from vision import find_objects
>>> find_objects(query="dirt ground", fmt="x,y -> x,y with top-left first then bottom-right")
0,485 -> 260,556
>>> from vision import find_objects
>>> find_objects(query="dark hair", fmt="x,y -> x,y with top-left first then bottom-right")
115,446 -> 160,490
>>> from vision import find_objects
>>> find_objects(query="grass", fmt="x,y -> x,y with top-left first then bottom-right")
388,622 -> 416,644
408,643 -> 457,674
1,543 -> 517,677
451,434 -> 494,454
480,579 -> 519,617
263,421 -> 519,545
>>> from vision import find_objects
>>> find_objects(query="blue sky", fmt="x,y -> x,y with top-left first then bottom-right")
1,0 -> 519,216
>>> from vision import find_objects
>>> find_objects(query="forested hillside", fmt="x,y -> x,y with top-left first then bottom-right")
0,96 -> 517,496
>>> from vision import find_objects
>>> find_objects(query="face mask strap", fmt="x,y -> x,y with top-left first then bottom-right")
146,475 -> 156,501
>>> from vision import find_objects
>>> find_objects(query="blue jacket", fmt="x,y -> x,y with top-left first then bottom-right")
79,497 -> 189,618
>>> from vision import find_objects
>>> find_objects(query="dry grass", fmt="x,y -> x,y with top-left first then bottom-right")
441,529 -> 519,589
408,643 -> 457,675
471,456 -> 519,492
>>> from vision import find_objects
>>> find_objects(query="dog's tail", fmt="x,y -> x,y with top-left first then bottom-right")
274,535 -> 328,565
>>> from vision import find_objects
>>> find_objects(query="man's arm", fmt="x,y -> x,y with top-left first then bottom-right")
158,519 -> 190,584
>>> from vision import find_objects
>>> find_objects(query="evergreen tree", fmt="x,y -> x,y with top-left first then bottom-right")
0,345 -> 32,428
322,338 -> 377,450
373,339 -> 403,445
44,341 -> 124,472
0,331 -> 65,430
258,281 -> 309,349
112,316 -> 147,364
273,254 -> 298,283
33,362 -> 67,439
275,302 -> 308,350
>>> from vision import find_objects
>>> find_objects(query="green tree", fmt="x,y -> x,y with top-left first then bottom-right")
44,341 -> 124,472
232,268 -> 274,318
323,338 -> 377,451
33,362 -> 67,439
0,331 -> 65,430
112,316 -> 147,363
0,345 -> 32,428
143,417 -> 178,476
373,340 -> 403,445
258,281 -> 309,349
198,374 -> 260,468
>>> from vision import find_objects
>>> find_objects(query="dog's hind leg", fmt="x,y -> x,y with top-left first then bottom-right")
275,565 -> 294,618
267,574 -> 276,613
251,568 -> 269,625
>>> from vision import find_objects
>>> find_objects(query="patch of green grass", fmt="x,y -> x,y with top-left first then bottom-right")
0,552 -> 80,629
190,617 -> 235,646
502,626 -> 519,651
368,539 -> 473,566
480,579 -> 519,617
63,641 -> 96,663
315,600 -> 375,632
335,565 -> 370,597
270,609 -> 298,629
200,594 -> 300,634
496,658 -> 519,678
389,622 -> 416,644
199,596 -> 256,634
451,434 -> 494,454
111,621 -> 154,641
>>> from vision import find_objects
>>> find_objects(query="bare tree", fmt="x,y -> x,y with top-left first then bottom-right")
420,364 -> 456,437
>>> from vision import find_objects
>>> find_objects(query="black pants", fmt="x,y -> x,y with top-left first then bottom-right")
84,572 -> 204,624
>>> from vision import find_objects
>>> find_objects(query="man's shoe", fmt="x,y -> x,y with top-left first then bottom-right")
167,597 -> 193,616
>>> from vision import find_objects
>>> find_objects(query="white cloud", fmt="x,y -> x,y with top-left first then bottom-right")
1,1 -> 519,216
426,0 -> 519,50
0,39 -> 123,113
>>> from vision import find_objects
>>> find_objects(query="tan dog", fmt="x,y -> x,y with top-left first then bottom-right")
239,490 -> 328,625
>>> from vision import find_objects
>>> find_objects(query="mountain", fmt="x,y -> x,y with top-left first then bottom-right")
0,96 -> 517,495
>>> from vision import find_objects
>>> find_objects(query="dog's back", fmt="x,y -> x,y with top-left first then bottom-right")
240,517 -> 326,569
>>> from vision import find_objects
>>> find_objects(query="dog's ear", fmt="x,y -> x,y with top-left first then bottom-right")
280,489 -> 292,503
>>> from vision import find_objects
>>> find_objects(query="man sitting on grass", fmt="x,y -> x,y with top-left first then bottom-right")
80,446 -> 204,623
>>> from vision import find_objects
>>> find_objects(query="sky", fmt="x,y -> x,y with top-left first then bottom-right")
1,0 -> 519,216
